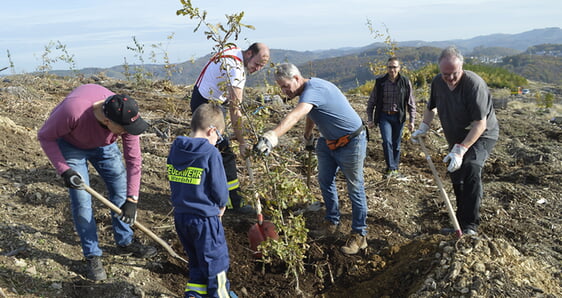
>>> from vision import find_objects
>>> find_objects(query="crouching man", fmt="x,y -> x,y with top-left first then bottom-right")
38,84 -> 157,280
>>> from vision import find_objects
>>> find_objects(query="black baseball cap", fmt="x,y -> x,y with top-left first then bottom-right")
103,94 -> 149,135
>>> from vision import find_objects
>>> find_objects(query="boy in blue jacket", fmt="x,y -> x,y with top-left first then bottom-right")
167,103 -> 231,298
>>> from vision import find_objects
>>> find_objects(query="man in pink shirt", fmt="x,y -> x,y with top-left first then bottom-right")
38,84 -> 156,281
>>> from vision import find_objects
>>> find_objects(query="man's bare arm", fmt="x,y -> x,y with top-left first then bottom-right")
304,116 -> 315,140
272,102 -> 314,138
228,86 -> 246,155
461,119 -> 487,147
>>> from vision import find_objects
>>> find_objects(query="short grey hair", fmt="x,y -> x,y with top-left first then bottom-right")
438,46 -> 464,64
274,63 -> 302,81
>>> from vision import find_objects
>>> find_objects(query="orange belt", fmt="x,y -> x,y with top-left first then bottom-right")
325,125 -> 365,150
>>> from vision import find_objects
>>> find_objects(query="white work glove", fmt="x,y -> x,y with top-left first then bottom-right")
443,144 -> 468,172
412,122 -> 430,143
253,130 -> 278,155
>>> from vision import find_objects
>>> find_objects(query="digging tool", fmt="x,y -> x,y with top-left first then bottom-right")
240,94 -> 280,257
416,137 -> 463,238
305,149 -> 313,189
247,197 -> 279,258
73,178 -> 189,264
245,157 -> 254,182
304,137 -> 316,189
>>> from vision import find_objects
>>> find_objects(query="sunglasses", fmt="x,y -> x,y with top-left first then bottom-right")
387,65 -> 400,69
209,125 -> 224,143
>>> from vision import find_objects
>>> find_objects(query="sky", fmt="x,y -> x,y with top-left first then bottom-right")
0,0 -> 560,73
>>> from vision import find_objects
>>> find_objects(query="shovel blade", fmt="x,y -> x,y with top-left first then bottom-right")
248,221 -> 279,258
261,221 -> 279,240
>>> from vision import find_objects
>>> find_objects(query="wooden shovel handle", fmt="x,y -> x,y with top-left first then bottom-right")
417,137 -> 463,238
80,183 -> 189,264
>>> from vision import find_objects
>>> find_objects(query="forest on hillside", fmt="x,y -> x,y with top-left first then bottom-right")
253,45 -> 562,91
500,52 -> 562,85
43,44 -> 562,91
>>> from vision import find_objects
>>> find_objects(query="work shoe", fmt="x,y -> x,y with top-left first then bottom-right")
119,238 -> 157,258
462,228 -> 478,236
384,169 -> 397,178
395,172 -> 408,181
86,256 -> 107,281
309,221 -> 341,238
385,169 -> 406,180
340,233 -> 368,255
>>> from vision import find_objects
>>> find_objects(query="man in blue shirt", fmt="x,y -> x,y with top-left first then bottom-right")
254,63 -> 368,255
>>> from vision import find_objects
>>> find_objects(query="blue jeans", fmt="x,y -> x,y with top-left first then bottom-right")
58,139 -> 133,257
316,130 -> 368,235
379,112 -> 405,171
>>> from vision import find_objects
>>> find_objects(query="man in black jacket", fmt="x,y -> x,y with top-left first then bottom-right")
366,57 -> 416,178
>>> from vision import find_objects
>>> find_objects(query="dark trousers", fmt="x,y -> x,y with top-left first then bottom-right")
191,86 -> 244,209
174,213 -> 230,297
449,137 -> 497,231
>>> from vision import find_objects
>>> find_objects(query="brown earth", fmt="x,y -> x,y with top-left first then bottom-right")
0,74 -> 560,297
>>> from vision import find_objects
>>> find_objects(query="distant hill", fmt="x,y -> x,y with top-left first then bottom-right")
468,46 -> 521,58
394,27 -> 562,52
50,27 -> 562,90
499,51 -> 562,85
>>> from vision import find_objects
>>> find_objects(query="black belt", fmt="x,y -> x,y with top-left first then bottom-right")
348,125 -> 365,140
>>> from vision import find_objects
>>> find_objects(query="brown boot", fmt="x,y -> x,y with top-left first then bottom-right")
309,221 -> 341,238
340,233 -> 367,255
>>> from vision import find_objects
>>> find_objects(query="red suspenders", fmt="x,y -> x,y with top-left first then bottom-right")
195,47 -> 242,87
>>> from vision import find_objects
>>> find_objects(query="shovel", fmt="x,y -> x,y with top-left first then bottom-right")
305,149 -> 313,189
73,178 -> 189,264
416,137 -> 463,238
247,197 -> 279,258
